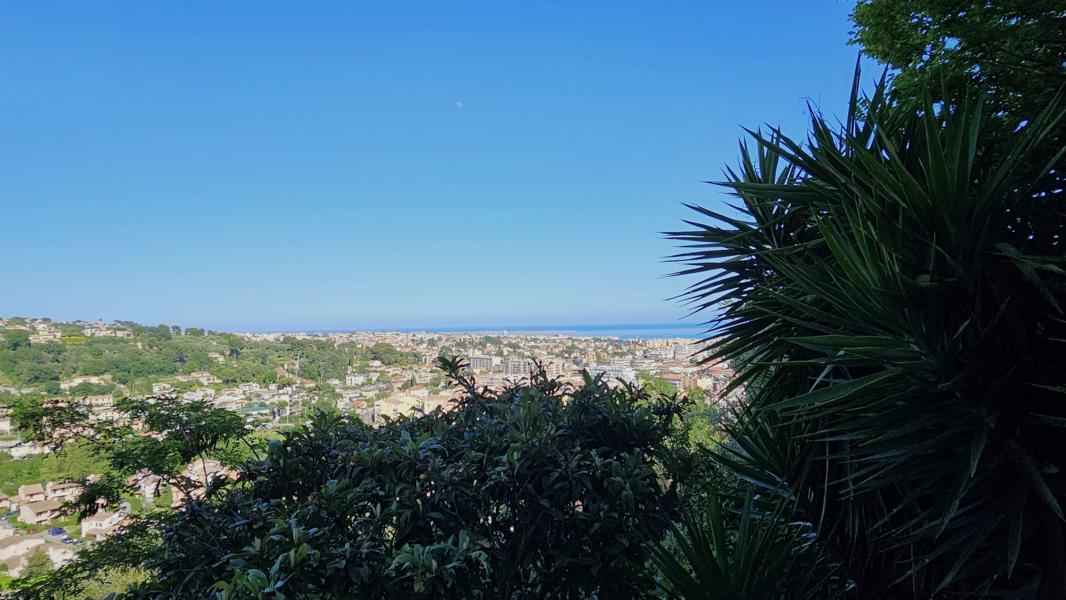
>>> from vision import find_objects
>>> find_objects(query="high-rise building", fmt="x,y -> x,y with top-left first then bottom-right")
506,359 -> 532,376
469,356 -> 494,372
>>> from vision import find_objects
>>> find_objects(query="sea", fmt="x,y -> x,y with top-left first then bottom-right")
381,323 -> 707,340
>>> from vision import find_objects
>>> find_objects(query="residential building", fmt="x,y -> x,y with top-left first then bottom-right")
80,510 -> 126,540
423,394 -> 457,413
45,481 -> 82,502
190,371 -> 221,385
18,484 -> 46,504
45,543 -> 76,568
0,494 -> 19,512
468,356 -> 494,372
9,443 -> 50,459
0,535 -> 45,571
506,359 -> 532,376
28,330 -> 61,345
19,500 -> 63,525
59,374 -> 112,392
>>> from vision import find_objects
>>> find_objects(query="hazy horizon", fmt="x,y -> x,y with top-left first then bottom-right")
2,313 -> 708,338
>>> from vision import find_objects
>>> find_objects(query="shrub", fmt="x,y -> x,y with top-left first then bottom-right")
23,358 -> 688,599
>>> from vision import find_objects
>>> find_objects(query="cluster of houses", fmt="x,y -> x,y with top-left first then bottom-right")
24,322 -> 62,345
81,323 -> 132,338
0,481 -> 83,525
365,386 -> 458,423
0,480 -> 129,536
0,480 -> 130,576
0,318 -> 132,346
0,458 -> 245,578
59,374 -> 113,392
227,334 -> 736,424
0,527 -> 76,577
0,320 -> 742,580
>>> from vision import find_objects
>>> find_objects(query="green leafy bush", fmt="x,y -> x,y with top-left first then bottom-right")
23,358 -> 687,599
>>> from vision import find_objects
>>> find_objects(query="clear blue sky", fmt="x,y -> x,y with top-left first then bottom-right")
1,1 -> 870,331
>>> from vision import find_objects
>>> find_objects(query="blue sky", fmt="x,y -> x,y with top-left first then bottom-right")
1,1 -> 870,331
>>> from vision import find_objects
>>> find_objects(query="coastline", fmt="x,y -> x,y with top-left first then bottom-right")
255,323 -> 709,340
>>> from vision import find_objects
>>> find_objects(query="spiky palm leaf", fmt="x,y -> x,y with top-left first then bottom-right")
651,492 -> 829,600
666,73 -> 1066,599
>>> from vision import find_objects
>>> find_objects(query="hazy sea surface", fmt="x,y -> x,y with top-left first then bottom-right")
387,323 -> 707,340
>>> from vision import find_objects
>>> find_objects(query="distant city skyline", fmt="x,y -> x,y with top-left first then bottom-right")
2,314 -> 707,339
238,322 -> 708,339
1,2 -> 872,330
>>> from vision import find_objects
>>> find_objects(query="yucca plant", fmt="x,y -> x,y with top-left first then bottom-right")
664,72 -> 1066,599
651,490 -> 832,600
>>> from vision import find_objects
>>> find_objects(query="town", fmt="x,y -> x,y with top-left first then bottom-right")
0,316 -> 732,583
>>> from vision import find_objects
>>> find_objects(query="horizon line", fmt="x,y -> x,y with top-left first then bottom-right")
237,322 -> 710,335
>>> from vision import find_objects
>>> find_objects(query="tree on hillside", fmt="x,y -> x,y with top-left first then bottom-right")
20,547 -> 53,580
637,371 -> 684,402
658,73 -> 1066,598
3,330 -> 29,351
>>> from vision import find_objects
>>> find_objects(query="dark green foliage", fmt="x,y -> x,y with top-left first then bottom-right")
852,0 -> 1066,121
3,330 -> 30,351
0,323 -> 421,392
652,492 -> 827,600
851,0 -> 1066,221
0,336 -> 181,386
664,75 -> 1066,598
69,381 -> 116,396
367,341 -> 421,365
21,358 -> 687,599
14,361 -> 59,384
145,358 -> 683,598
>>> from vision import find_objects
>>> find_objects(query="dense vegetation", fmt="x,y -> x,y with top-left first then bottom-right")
0,326 -> 420,392
658,31 -> 1066,600
0,441 -> 107,496
852,0 -> 1066,131
17,358 -> 693,599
